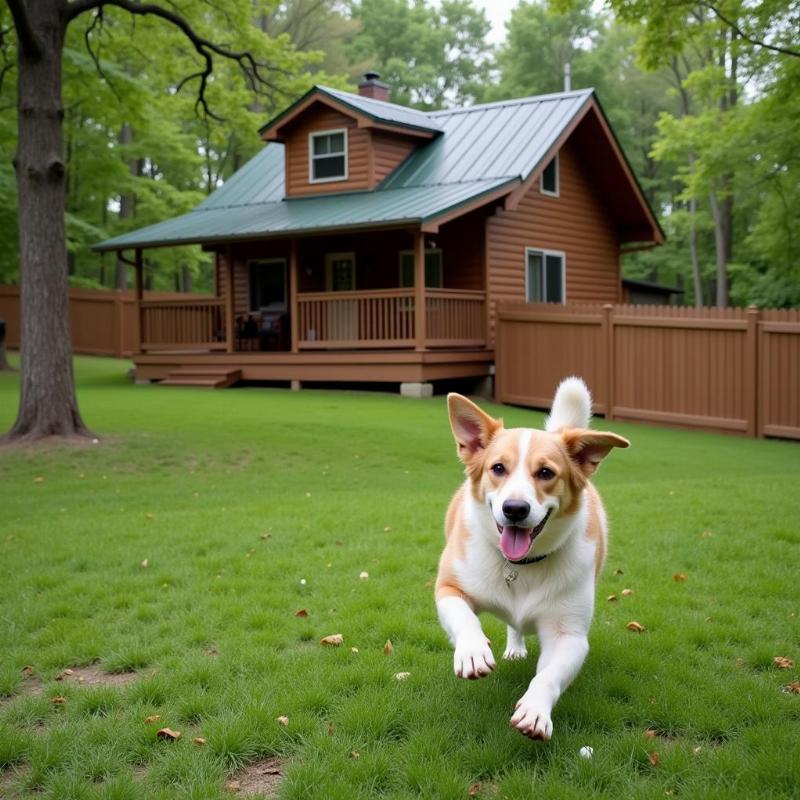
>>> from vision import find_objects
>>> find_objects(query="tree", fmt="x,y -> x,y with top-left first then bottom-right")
348,0 -> 493,109
1,0 -> 310,441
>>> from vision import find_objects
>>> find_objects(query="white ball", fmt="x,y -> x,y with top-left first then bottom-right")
579,746 -> 594,759
300,578 -> 307,585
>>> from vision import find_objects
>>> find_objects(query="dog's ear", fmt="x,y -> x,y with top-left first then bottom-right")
447,393 -> 503,463
561,429 -> 630,478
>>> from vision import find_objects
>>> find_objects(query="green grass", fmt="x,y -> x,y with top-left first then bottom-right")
0,355 -> 798,800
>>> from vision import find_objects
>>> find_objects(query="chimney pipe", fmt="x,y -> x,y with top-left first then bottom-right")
358,71 -> 390,102
564,63 -> 572,92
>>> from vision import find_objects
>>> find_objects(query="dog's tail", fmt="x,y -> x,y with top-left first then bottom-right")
545,376 -> 592,432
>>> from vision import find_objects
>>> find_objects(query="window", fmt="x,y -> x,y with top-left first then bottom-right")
398,249 -> 443,288
248,259 -> 287,312
310,129 -> 347,183
526,248 -> 565,303
325,252 -> 356,291
540,154 -> 559,197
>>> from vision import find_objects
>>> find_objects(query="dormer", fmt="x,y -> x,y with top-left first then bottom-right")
259,77 -> 441,198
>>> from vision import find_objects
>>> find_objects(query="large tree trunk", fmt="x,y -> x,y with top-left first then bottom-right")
4,0 -> 91,441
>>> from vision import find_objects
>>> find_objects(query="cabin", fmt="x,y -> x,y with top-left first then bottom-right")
96,73 -> 663,391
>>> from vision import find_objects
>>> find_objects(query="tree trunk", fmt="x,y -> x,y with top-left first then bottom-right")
687,154 -> 703,308
709,189 -> 731,307
115,122 -> 137,289
4,0 -> 91,441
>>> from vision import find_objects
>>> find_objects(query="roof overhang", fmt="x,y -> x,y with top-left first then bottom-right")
260,87 -> 440,143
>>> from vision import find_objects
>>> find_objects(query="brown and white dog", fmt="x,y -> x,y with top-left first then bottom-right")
435,377 -> 629,740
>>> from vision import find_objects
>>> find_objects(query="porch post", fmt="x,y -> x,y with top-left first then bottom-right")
289,238 -> 299,353
134,249 -> 144,353
225,246 -> 235,353
414,228 -> 426,351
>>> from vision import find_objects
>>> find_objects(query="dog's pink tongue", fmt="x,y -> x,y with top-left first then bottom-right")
500,526 -> 533,561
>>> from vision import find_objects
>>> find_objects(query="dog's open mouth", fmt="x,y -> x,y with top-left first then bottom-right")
496,510 -> 552,561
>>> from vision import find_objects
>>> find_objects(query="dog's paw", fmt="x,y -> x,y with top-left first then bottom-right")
453,635 -> 496,680
510,694 -> 553,741
502,644 -> 528,661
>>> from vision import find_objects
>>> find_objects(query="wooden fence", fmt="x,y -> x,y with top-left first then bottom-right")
495,302 -> 800,440
0,285 -> 207,359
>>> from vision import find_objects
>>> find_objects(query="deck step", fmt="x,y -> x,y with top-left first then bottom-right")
160,368 -> 242,388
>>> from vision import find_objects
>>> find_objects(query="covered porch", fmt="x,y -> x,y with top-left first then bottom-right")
125,217 -> 494,386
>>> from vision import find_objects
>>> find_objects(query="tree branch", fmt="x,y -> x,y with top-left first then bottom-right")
83,8 -> 121,101
702,1 -> 800,58
64,0 -> 288,117
6,0 -> 42,59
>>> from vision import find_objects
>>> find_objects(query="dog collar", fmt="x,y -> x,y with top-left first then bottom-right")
509,553 -> 548,565
502,552 -> 547,585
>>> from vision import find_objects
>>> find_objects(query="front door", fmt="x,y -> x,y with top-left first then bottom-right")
325,252 -> 357,342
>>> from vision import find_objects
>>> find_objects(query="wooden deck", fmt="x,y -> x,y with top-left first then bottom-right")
134,348 -> 494,384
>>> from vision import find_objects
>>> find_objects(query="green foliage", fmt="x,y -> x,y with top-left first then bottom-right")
0,357 -> 799,798
348,0 -> 493,109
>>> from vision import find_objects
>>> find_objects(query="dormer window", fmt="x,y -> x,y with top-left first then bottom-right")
540,155 -> 559,197
310,129 -> 348,183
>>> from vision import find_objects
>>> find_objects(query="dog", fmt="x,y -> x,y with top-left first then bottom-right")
435,377 -> 629,741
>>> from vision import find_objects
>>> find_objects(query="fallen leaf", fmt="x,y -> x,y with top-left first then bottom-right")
614,568 -> 624,575
383,640 -> 394,655
735,658 -> 745,667
145,513 -> 154,521
320,634 -> 343,646
644,729 -> 657,740
193,737 -> 206,746
294,608 -> 309,618
383,526 -> 392,532
276,715 -> 289,727
327,722 -> 334,736
468,783 -> 482,797
692,746 -> 702,755
335,540 -> 344,546
145,715 -> 161,724
226,779 -> 241,792
359,571 -> 369,580
260,533 -> 272,540
773,656 -> 794,669
673,572 -> 687,582
156,728 -> 181,741
350,750 -> 360,759
648,752 -> 660,768
33,476 -> 45,483
140,559 -> 149,568
351,647 -> 359,654
394,672 -> 411,681
621,588 -> 634,596
783,681 -> 800,694
607,594 -> 617,602
51,696 -> 67,705
626,621 -> 645,633
21,665 -> 34,678
649,697 -> 657,705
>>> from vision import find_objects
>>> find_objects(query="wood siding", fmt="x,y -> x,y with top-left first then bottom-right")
485,139 -> 621,343
371,131 -> 416,185
495,302 -> 800,440
283,105 -> 371,196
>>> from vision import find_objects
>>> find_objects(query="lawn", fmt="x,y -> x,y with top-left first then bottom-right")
0,356 -> 798,800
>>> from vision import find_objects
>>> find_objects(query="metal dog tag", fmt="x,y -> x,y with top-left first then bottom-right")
503,562 -> 518,585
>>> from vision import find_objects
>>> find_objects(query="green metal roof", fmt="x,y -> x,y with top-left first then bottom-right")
97,86 -> 660,252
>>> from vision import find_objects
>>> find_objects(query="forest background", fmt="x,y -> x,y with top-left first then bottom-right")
0,0 -> 797,308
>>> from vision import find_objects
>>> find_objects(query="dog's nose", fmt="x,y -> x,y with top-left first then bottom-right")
502,499 -> 530,522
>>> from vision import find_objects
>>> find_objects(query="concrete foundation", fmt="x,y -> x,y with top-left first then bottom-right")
290,380 -> 302,391
400,381 -> 434,398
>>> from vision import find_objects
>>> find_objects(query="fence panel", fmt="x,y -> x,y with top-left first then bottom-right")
496,302 -> 800,440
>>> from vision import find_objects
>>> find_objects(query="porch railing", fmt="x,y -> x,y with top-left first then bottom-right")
297,288 -> 486,349
141,298 -> 227,351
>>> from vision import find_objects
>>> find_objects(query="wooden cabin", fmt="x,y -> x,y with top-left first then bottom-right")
96,74 -> 663,389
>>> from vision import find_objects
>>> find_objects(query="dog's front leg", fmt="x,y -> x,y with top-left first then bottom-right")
437,595 -> 496,680
510,621 -> 589,741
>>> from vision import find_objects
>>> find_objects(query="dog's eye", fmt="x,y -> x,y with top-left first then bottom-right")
490,463 -> 506,476
535,467 -> 555,481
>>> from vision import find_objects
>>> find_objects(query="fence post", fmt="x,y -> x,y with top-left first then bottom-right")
602,303 -> 615,420
113,292 -> 124,358
745,304 -> 761,438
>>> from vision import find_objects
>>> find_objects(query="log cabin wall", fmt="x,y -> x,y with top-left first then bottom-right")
371,131 -> 417,185
485,138 -> 621,344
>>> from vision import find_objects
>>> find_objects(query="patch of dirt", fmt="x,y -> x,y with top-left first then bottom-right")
0,433 -> 108,453
0,764 -> 30,798
55,665 -> 138,687
225,757 -> 285,798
